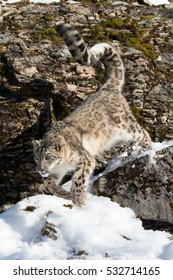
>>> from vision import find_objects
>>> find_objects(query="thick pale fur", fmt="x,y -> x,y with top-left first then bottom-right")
33,23 -> 152,206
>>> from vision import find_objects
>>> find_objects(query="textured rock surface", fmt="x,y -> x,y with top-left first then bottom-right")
0,1 -> 173,228
93,146 -> 173,224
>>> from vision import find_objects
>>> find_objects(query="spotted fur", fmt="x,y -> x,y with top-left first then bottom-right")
33,23 -> 151,206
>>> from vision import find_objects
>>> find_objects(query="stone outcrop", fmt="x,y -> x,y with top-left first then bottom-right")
93,146 -> 173,225
0,1 -> 173,229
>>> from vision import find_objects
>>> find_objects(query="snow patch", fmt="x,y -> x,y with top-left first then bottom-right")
142,0 -> 170,5
0,194 -> 172,260
0,0 -> 170,6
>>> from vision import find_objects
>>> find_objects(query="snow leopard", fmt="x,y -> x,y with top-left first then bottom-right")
32,23 -> 152,206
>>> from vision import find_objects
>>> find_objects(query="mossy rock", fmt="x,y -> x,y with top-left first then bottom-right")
126,37 -> 157,59
131,106 -> 145,123
0,45 -> 5,54
43,14 -> 56,21
90,16 -> 157,60
155,65 -> 173,82
102,16 -> 125,28
33,27 -> 62,44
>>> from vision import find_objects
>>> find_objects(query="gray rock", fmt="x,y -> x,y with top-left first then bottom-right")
41,221 -> 58,241
93,146 -> 173,224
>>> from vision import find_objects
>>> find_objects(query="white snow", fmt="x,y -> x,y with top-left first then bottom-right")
0,0 -> 60,4
0,194 -> 172,260
0,0 -> 170,5
29,0 -> 60,3
0,0 -> 59,5
142,0 -> 170,5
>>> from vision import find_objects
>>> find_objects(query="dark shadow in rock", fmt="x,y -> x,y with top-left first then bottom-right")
0,79 -> 54,212
142,219 -> 173,235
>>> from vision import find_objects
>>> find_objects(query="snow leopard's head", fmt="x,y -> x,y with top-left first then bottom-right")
32,122 -> 69,178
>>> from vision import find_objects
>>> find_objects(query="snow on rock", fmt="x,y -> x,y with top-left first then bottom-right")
141,0 -> 170,5
0,194 -> 172,260
91,140 -> 173,183
0,0 -> 170,6
30,0 -> 60,3
0,0 -> 60,4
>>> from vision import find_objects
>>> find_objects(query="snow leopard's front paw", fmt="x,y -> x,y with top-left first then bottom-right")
71,184 -> 87,207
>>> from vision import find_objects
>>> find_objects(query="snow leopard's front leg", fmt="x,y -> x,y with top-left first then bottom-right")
43,176 -> 72,200
71,153 -> 95,207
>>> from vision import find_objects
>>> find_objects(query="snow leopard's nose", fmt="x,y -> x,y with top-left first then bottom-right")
37,168 -> 49,178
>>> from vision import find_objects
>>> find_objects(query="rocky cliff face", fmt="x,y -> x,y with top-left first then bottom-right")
0,1 -> 173,229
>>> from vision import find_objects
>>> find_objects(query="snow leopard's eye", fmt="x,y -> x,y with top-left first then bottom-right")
45,154 -> 52,161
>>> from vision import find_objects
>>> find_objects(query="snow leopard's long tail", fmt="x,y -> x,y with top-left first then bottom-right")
56,22 -> 124,91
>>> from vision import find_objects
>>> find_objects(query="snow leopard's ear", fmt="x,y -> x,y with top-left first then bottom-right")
32,140 -> 40,150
